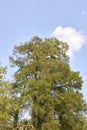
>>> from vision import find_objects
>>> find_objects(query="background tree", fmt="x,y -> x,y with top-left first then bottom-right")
10,36 -> 87,130
0,64 -> 22,129
0,64 -> 14,129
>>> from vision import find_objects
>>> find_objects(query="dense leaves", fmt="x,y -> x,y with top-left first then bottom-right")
9,36 -> 87,130
0,36 -> 87,129
0,65 -> 13,129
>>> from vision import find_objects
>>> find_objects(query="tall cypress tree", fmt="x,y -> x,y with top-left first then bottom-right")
10,36 -> 87,130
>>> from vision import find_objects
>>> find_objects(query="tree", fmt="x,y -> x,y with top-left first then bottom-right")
0,64 -> 22,130
0,64 -> 14,129
10,36 -> 87,130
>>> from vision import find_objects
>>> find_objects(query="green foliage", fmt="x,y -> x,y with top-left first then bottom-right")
8,36 -> 87,130
0,65 -> 13,129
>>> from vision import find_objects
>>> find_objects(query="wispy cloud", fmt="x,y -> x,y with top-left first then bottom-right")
52,26 -> 86,57
81,10 -> 87,15
83,76 -> 87,81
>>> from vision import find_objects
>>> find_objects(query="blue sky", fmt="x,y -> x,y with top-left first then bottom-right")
0,0 -> 87,100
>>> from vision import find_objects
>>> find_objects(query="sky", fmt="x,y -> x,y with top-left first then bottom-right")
0,0 -> 87,100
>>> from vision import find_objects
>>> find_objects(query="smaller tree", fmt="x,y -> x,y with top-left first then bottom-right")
0,64 -> 13,129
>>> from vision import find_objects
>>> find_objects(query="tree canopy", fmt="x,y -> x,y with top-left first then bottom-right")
0,36 -> 87,130
9,36 -> 87,130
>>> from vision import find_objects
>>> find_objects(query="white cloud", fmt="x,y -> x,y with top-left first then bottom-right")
52,26 -> 86,57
